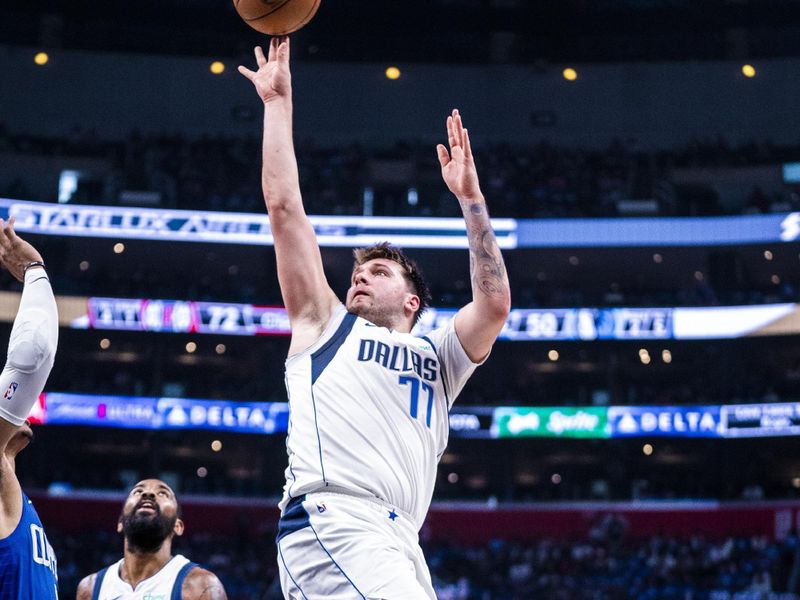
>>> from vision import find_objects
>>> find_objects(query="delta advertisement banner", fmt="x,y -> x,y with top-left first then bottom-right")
36,393 -> 289,435
606,405 -> 723,438
493,403 -> 800,439
30,393 -> 800,440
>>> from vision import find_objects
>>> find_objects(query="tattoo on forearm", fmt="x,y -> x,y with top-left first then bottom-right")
464,202 -> 508,299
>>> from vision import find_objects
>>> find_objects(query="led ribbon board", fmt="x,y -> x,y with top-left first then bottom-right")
61,297 -> 800,341
33,393 -> 289,435
32,394 -> 800,439
0,198 -> 517,249
4,198 -> 800,248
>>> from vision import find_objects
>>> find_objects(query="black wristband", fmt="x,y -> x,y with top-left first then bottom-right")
23,261 -> 46,274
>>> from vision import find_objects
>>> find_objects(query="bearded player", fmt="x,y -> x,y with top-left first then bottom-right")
76,479 -> 227,600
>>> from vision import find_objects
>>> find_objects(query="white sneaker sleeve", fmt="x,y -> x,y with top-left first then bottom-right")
0,269 -> 58,426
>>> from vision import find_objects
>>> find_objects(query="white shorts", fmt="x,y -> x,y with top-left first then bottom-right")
276,491 -> 436,600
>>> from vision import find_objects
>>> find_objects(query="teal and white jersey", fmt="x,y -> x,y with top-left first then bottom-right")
280,304 -> 481,530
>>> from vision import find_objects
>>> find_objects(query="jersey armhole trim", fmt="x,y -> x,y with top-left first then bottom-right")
91,567 -> 109,600
171,562 -> 199,600
422,335 -> 451,407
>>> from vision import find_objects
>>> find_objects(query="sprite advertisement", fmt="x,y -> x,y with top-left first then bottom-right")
493,407 -> 610,438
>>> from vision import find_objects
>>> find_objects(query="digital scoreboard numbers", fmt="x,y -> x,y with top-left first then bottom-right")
195,302 -> 253,334
87,298 -> 293,336
195,303 -> 291,336
89,298 -> 143,330
599,308 -> 672,340
503,309 -> 579,341
82,300 -> 686,341
89,298 -> 197,332
500,308 -> 672,341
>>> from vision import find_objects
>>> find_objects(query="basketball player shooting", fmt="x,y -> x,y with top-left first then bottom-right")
239,37 -> 510,598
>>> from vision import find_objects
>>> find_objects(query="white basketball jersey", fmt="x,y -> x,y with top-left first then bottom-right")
92,554 -> 193,600
280,304 -> 480,529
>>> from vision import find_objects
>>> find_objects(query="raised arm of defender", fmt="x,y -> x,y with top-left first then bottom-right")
437,110 -> 511,362
0,218 -> 58,534
238,38 -> 338,355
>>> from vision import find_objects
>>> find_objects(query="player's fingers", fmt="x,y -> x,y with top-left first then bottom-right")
463,128 -> 473,159
255,45 -> 268,67
452,109 -> 465,146
0,225 -> 12,248
447,116 -> 457,150
3,220 -> 19,245
238,65 -> 256,81
279,36 -> 290,62
436,144 -> 450,168
268,38 -> 278,62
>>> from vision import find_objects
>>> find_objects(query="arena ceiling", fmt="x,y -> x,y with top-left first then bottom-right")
3,0 -> 800,64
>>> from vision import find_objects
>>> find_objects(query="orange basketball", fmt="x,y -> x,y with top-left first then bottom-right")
233,0 -> 321,35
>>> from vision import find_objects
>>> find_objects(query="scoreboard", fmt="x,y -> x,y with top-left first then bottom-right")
87,297 -> 292,336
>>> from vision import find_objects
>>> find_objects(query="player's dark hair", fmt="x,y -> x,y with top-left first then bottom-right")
353,242 -> 432,325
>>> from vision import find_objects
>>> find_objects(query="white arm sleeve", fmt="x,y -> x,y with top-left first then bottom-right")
0,270 -> 58,426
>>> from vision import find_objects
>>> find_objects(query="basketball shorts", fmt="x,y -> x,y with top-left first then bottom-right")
276,491 -> 436,600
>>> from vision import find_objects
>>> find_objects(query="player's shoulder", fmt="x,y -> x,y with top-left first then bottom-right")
75,572 -> 98,600
181,566 -> 227,600
288,302 -> 349,357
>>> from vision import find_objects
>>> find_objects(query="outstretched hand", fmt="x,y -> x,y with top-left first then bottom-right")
238,37 -> 292,104
0,217 -> 44,283
437,109 -> 482,203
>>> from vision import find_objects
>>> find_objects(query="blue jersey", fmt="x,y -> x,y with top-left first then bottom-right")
0,492 -> 58,600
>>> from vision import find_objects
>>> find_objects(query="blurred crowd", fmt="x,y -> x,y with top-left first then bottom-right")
2,124 -> 800,219
50,525 -> 800,600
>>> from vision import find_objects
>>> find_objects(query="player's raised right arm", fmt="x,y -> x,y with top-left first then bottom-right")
0,220 -> 58,527
238,38 -> 338,352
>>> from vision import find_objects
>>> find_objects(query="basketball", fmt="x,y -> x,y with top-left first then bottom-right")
233,0 -> 321,35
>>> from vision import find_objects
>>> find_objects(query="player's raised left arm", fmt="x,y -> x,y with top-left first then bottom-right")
182,567 -> 228,600
437,109 -> 510,362
0,218 -> 58,455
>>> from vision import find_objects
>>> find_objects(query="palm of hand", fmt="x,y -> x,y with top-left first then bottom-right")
442,151 -> 480,199
255,65 -> 289,103
0,227 -> 43,282
239,39 -> 292,104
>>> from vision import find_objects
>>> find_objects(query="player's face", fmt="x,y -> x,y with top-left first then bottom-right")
346,259 -> 419,329
119,479 -> 183,551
